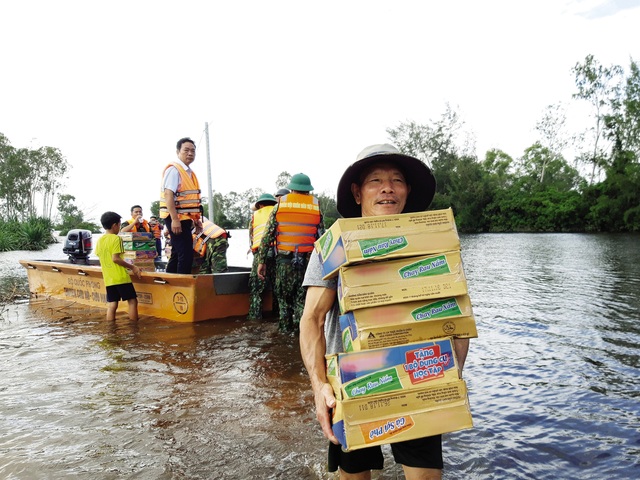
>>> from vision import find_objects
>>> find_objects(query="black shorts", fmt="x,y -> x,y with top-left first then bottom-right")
328,435 -> 443,474
106,283 -> 137,303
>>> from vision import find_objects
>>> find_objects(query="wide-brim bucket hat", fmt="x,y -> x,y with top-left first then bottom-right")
254,193 -> 277,210
287,173 -> 314,192
337,144 -> 436,218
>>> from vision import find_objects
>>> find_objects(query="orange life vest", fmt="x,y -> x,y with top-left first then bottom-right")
125,218 -> 151,233
149,222 -> 162,239
192,218 -> 227,256
251,205 -> 275,252
275,192 -> 320,253
159,162 -> 202,221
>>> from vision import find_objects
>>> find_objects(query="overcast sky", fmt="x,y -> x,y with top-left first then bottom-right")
1,0 -> 639,224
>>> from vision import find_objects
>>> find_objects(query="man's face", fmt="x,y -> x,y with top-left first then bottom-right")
351,162 -> 410,217
132,207 -> 143,218
177,142 -> 196,165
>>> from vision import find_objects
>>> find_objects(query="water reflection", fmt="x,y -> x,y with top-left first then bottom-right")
1,232 -> 639,479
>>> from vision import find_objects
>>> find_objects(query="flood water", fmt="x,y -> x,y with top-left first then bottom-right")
1,231 -> 639,479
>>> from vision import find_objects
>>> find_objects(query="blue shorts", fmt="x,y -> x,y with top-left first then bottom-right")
328,435 -> 443,474
105,283 -> 137,303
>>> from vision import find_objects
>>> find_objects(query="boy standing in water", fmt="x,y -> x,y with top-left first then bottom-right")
95,211 -> 142,321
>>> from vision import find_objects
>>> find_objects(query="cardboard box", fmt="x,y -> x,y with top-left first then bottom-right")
337,251 -> 468,313
315,208 -> 460,279
331,379 -> 473,451
340,296 -> 477,352
123,259 -> 156,272
123,250 -> 157,260
122,240 -> 157,251
119,232 -> 153,241
326,338 -> 459,400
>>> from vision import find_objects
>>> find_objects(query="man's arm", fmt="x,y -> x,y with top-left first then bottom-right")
164,189 -> 182,234
111,253 -> 142,279
299,285 -> 339,444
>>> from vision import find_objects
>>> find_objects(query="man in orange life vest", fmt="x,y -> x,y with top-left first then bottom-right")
148,216 -> 163,257
257,173 -> 324,331
248,193 -> 278,320
192,216 -> 230,274
120,205 -> 152,234
160,137 -> 203,274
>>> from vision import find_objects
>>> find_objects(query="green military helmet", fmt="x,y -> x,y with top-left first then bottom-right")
287,173 -> 314,192
254,193 -> 278,210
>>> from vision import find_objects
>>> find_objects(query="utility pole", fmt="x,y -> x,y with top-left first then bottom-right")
205,122 -> 214,220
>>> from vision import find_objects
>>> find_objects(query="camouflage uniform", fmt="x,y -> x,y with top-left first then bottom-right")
257,206 -> 323,332
248,249 -> 276,320
198,236 -> 229,274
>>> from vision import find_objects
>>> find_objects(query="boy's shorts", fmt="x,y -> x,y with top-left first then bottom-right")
106,283 -> 137,303
328,435 -> 443,474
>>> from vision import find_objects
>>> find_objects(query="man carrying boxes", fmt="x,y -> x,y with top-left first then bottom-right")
300,144 -> 474,480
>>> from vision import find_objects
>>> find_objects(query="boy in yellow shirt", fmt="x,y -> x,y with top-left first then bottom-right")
95,211 -> 142,321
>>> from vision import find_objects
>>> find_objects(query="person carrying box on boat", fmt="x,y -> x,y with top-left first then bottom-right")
95,211 -> 142,321
299,144 -> 470,480
160,137 -> 203,274
192,216 -> 230,274
256,174 -> 324,332
248,193 -> 278,320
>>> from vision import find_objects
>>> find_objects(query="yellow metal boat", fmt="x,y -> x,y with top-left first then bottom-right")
19,259 -> 271,322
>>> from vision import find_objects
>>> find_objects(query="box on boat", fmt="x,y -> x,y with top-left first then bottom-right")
331,379 -> 473,451
123,258 -> 156,272
340,296 -> 477,352
326,338 -> 460,400
315,208 -> 460,280
337,251 -> 468,313
122,240 -> 157,251
119,232 -> 154,241
123,250 -> 157,260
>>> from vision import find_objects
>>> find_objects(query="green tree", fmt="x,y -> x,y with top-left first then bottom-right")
150,200 -> 160,217
56,194 -> 101,235
276,172 -> 291,190
572,54 -> 624,183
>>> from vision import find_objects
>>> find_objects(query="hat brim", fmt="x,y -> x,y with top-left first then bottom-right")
336,153 -> 436,218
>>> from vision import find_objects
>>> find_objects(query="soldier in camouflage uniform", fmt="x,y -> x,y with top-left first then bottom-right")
257,174 -> 323,331
192,217 -> 230,274
199,235 -> 229,273
248,193 -> 278,320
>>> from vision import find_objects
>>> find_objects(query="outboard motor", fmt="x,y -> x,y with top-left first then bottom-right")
63,229 -> 93,264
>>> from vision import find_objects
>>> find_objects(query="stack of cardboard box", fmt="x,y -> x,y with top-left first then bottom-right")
315,208 -> 477,451
119,232 -> 157,272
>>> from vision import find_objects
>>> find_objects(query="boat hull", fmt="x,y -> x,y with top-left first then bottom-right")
19,259 -> 271,322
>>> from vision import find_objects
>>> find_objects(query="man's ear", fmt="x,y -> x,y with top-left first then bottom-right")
351,183 -> 361,205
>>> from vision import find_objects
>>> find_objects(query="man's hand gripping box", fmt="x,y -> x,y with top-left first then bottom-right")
315,208 -> 460,280
340,295 -> 478,352
337,250 -> 468,313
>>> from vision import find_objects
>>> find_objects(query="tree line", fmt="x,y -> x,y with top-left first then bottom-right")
1,54 -> 638,253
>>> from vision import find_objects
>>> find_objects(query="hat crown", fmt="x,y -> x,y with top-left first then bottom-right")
287,173 -> 314,192
256,193 -> 276,203
356,144 -> 400,162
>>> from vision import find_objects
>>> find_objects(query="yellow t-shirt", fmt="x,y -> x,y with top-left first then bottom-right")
95,233 -> 131,287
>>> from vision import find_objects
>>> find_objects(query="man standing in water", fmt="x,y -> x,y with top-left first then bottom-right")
300,144 -> 470,480
159,137 -> 203,274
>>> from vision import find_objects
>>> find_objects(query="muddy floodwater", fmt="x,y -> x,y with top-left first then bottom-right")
1,231 -> 639,479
